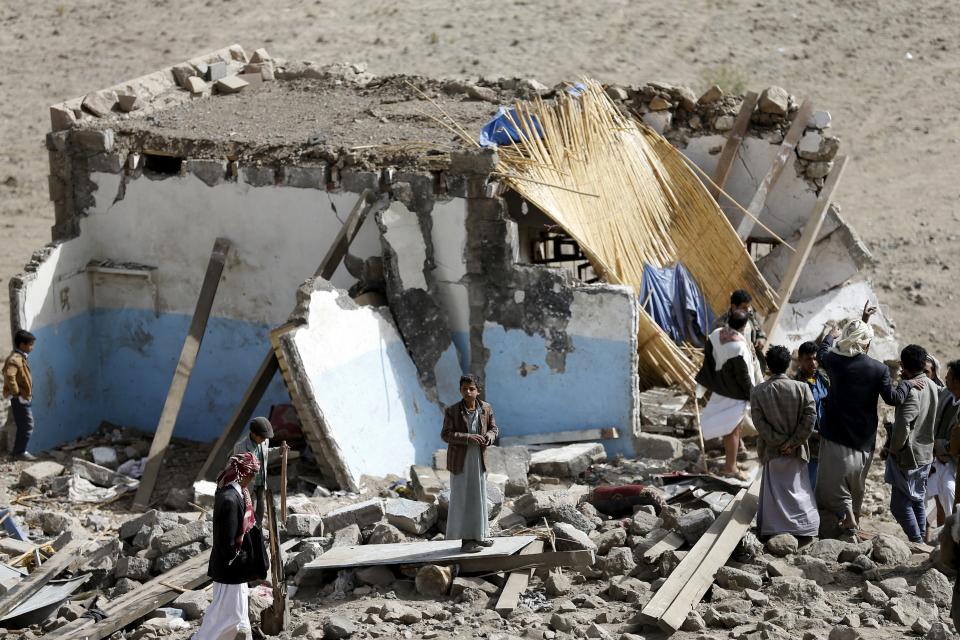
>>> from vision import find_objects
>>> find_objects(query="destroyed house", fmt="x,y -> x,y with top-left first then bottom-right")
11,45 -> 892,489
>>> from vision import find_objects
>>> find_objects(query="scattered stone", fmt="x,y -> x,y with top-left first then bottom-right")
796,556 -> 835,584
186,76 -> 207,94
415,564 -> 452,597
485,446 -> 531,496
513,488 -> 587,519
804,538 -> 854,562
332,524 -> 362,548
913,618 -> 933,635
116,556 -> 152,582
605,85 -> 629,101
634,433 -> 683,460
601,547 -> 636,577
606,577 -> 651,604
677,508 -> 715,544
117,92 -> 142,113
529,444 -> 605,478
545,570 -> 572,596
648,96 -> 671,111
19,461 -> 65,488
593,527 -> 628,554
828,626 -> 864,640
215,76 -> 248,94
861,581 -> 889,605
287,514 -> 324,538
716,566 -> 764,591
411,466 -> 447,503
172,590 -> 210,621
926,622 -> 953,639
629,511 -> 660,537
758,86 -> 789,115
878,576 -> 909,597
552,522 -> 597,552
871,534 -> 911,565
110,578 -> 141,598
380,602 -> 422,625
714,115 -> 736,131
548,504 -> 596,534
323,499 -> 385,532
550,613 -> 576,633
153,520 -> 209,554
153,541 -> 203,574
847,554 -> 876,574
324,615 -> 357,639
916,568 -> 952,608
585,622 -> 612,639
886,594 -> 938,626
82,90 -> 118,117
250,48 -> 272,63
745,588 -> 769,606
698,85 -> 723,104
809,110 -> 832,129
206,61 -> 227,81
767,576 -> 825,604
766,534 -> 798,557
368,522 -> 405,545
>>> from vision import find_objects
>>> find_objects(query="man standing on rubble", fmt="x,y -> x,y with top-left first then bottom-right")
233,417 -> 288,527
441,374 -> 499,553
715,290 -> 767,369
752,345 -> 819,539
3,330 -> 37,461
795,341 -> 830,489
932,360 -> 960,524
814,302 -> 917,538
696,311 -> 759,480
883,344 -> 940,543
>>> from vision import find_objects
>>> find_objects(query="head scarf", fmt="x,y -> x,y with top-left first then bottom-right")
216,452 -> 261,551
831,320 -> 874,357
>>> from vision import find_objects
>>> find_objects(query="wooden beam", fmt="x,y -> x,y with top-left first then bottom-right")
195,191 -> 388,484
45,550 -> 212,640
134,237 -> 231,511
494,540 -> 544,617
708,91 -> 759,200
762,156 -> 849,337
0,534 -> 87,620
657,479 -> 761,631
640,485 -> 748,623
500,428 -> 619,447
452,550 -> 595,574
641,531 -> 684,564
195,351 -> 279,482
734,100 -> 814,239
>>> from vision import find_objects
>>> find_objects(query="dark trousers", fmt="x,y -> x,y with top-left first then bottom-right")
890,486 -> 926,543
10,398 -> 34,456
253,487 -> 265,528
808,458 -> 819,491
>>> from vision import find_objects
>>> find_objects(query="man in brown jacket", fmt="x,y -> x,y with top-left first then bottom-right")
3,330 -> 37,460
441,374 -> 499,552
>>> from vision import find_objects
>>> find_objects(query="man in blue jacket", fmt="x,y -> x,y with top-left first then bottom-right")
815,302 -> 918,538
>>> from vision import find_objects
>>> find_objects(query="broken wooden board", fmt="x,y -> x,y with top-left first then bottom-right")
494,540 -> 544,617
303,536 -> 536,572
45,550 -> 212,640
0,534 -> 87,620
642,478 -> 761,632
641,531 -> 684,564
500,428 -> 620,447
134,237 -> 231,511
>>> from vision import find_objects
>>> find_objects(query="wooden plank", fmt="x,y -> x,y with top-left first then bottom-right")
453,550 -> 595,574
196,191 -> 387,484
494,540 -> 544,617
0,534 -> 87,620
642,531 -> 684,563
280,446 -> 288,520
761,156 -> 848,336
305,536 -> 537,570
45,550 -> 212,640
658,479 -> 761,631
195,351 -> 279,482
708,91 -> 759,200
640,485 -> 748,622
734,100 -> 814,239
500,428 -> 619,447
134,238 -> 231,510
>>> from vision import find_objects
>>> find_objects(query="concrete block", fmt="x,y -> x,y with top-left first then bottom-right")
513,486 -> 590,520
171,63 -> 197,89
228,44 -> 248,62
215,76 -> 248,94
634,433 -> 683,460
411,465 -> 448,503
677,508 -> 716,544
19,461 -> 65,488
322,499 -> 384,533
529,443 -> 606,478
173,590 -> 210,621
250,48 -> 271,63
758,86 -> 789,116
286,513 -> 324,537
282,165 -> 326,189
82,90 -> 118,117
116,555 -> 152,581
356,565 -> 395,587
153,520 -> 209,554
340,170 -> 379,193
206,61 -> 228,82
385,498 -> 438,535
154,541 -> 203,574
185,76 -> 207,95
551,522 -> 597,552
50,105 -> 77,130
186,159 -> 228,187
484,446 -> 531,496
116,93 -> 142,113
242,165 -> 276,187
333,523 -> 362,547
120,509 -> 166,540
71,458 -> 137,490
448,149 -> 499,176
71,129 -> 115,153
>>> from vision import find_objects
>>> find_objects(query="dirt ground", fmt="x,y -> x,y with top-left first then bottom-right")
2,0 -> 959,357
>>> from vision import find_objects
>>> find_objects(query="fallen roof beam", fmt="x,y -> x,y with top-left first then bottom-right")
500,428 -> 619,447
707,91 -> 759,201
734,100 -> 814,239
134,237 -> 232,511
762,156 -> 849,337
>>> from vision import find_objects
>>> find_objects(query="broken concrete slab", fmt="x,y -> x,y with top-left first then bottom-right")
484,446 -> 531,496
634,433 -> 683,460
19,461 -> 65,488
286,514 -> 324,538
185,76 -> 207,95
513,486 -> 591,520
71,458 -> 137,490
384,498 -> 438,535
322,499 -> 384,533
81,90 -> 118,117
411,465 -> 449,503
529,443 -> 606,478
152,520 -> 210,554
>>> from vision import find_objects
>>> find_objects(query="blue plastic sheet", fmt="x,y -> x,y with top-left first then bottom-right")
639,263 -> 715,348
478,106 -> 544,148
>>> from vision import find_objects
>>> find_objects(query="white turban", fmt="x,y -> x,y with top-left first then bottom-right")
831,320 -> 874,357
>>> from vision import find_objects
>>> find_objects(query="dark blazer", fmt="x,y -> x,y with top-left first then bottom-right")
695,339 -> 753,401
208,485 -> 253,584
816,334 -> 911,452
441,400 -> 498,475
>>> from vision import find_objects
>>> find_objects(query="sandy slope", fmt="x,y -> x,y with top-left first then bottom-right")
1,0 -> 958,358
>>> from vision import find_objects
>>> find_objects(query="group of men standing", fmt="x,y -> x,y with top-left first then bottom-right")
697,291 -> 960,546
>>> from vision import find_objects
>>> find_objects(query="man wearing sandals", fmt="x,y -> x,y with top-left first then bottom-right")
814,302 -> 919,539
441,374 -> 499,553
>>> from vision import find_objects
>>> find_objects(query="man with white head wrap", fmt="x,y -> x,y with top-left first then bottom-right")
814,301 -> 921,538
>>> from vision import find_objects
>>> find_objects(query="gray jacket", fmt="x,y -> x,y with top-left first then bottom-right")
750,374 -> 817,464
889,374 -> 940,470
233,436 -> 278,491
933,388 -> 960,463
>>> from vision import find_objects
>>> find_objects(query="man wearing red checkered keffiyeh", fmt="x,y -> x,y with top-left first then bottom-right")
216,452 -> 260,552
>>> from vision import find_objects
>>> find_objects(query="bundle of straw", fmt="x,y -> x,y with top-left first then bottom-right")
494,80 -> 778,389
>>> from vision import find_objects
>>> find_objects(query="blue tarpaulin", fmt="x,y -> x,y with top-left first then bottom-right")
639,262 -> 715,348
479,106 -> 543,148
